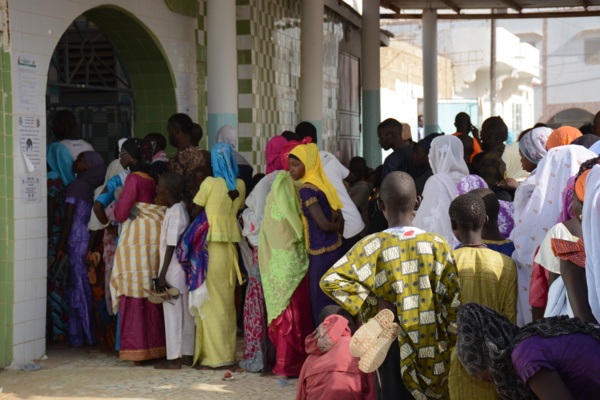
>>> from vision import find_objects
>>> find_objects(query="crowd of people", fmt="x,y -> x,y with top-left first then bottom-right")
46,108 -> 600,398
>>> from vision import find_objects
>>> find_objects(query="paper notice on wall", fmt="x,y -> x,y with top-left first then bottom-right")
21,174 -> 41,203
177,73 -> 192,114
14,54 -> 38,115
17,115 -> 41,172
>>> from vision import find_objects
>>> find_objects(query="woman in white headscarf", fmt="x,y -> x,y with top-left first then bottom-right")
511,145 -> 596,326
216,125 -> 253,192
413,135 -> 469,247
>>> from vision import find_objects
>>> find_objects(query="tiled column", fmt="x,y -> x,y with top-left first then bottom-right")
207,0 -> 238,148
299,0 -> 324,145
362,0 -> 381,166
0,50 -> 14,368
422,8 -> 438,135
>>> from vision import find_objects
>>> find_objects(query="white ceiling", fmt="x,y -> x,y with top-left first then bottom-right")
383,0 -> 600,13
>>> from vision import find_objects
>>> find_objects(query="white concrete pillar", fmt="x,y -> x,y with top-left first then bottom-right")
490,18 -> 497,116
299,0 -> 325,145
207,0 -> 238,148
362,0 -> 381,166
422,9 -> 438,135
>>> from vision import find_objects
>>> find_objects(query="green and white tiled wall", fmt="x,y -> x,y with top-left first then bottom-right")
236,0 -> 345,173
323,8 -> 344,155
236,0 -> 301,173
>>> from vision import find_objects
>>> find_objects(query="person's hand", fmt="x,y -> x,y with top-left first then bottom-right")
156,276 -> 168,292
106,224 -> 118,236
375,297 -> 395,312
56,246 -> 65,261
374,297 -> 399,323
332,210 -> 344,233
471,125 -> 480,140
86,251 -> 94,264
498,178 -> 519,191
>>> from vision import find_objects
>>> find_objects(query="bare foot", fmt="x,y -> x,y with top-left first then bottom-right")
85,346 -> 102,354
134,359 -> 163,367
154,359 -> 182,370
182,356 -> 193,366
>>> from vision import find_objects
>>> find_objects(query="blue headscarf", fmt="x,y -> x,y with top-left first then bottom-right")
47,142 -> 74,185
590,140 -> 600,156
211,142 -> 239,191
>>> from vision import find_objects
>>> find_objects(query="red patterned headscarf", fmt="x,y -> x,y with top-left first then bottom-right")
279,137 -> 312,171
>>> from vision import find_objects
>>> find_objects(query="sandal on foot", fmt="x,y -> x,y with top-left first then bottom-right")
358,322 -> 401,373
349,309 -> 395,357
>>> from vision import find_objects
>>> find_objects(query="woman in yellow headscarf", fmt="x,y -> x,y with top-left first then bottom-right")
288,143 -> 345,328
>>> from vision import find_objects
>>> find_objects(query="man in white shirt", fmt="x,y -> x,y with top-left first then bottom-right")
295,122 -> 365,241
53,110 -> 94,161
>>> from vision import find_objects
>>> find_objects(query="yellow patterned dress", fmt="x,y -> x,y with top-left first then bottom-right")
320,226 -> 461,399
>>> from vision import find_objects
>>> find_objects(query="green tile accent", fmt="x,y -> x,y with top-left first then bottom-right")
238,137 -> 253,152
237,50 -> 252,65
196,1 -> 208,138
238,108 -> 252,123
236,20 -> 251,36
238,79 -> 252,94
0,50 -> 14,368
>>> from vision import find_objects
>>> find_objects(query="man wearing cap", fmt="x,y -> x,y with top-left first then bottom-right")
378,118 -> 414,181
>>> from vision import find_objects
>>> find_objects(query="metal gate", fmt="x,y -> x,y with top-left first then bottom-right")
47,15 -> 133,162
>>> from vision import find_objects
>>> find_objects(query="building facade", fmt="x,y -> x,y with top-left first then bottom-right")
0,0 -> 384,367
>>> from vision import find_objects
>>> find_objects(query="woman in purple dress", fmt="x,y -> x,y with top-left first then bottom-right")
46,142 -> 75,344
457,302 -> 600,400
288,143 -> 345,328
56,151 -> 106,347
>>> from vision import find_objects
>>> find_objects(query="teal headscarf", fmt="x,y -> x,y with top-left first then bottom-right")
211,142 -> 239,191
47,142 -> 74,185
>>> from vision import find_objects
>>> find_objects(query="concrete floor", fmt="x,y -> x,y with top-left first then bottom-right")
0,345 -> 298,400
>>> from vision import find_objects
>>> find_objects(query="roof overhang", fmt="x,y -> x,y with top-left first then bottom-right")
381,1 -> 600,19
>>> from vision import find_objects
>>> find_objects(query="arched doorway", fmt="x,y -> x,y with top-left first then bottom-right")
47,5 -> 177,160
47,15 -> 134,161
45,5 -> 177,346
546,108 -> 594,130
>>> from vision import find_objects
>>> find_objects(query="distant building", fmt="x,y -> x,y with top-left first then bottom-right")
381,20 -> 540,141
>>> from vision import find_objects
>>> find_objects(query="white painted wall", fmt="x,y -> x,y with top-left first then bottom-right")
500,17 -> 600,119
8,0 -> 197,365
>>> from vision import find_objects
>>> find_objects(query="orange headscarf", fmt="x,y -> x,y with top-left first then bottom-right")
575,169 -> 590,203
546,126 -> 582,150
